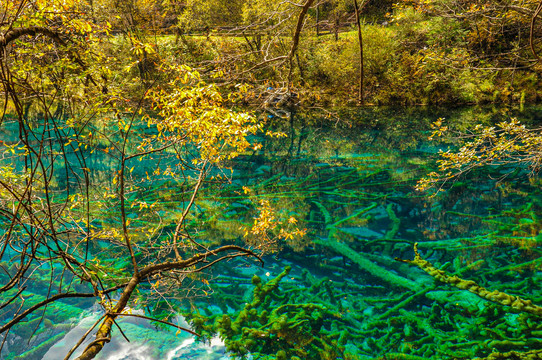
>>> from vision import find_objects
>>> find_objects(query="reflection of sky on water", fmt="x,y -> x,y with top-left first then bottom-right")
43,311 -> 231,360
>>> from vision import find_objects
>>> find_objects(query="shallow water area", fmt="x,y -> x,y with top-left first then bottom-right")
42,313 -> 230,360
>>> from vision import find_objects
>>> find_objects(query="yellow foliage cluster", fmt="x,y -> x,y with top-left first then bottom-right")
393,0 -> 435,15
242,199 -> 307,254
417,118 -> 542,191
146,64 -> 262,163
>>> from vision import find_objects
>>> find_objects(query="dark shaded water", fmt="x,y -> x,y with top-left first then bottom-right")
2,106 -> 542,359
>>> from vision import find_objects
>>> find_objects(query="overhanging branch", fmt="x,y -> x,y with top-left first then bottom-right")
0,26 -> 66,49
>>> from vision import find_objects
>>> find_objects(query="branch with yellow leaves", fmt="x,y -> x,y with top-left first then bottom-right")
417,118 -> 542,192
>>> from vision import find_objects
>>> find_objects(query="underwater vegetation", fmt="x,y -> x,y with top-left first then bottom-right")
3,109 -> 542,359
398,243 -> 542,360
178,114 -> 542,360
186,266 -> 346,360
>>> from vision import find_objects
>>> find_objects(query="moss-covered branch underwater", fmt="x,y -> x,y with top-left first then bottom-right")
398,243 -> 542,360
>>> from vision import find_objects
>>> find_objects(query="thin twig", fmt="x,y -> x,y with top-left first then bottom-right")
64,314 -> 107,360
108,312 -> 201,337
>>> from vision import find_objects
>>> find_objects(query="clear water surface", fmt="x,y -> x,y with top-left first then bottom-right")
2,106 -> 542,360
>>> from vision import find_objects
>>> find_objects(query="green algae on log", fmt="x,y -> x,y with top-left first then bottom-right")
474,349 -> 542,360
379,353 -> 429,360
185,266 -> 348,360
314,238 -> 422,291
12,332 -> 66,360
383,203 -> 401,240
396,243 -> 542,317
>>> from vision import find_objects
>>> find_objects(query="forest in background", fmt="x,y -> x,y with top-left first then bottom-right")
4,0 -> 542,114
167,0 -> 542,107
48,0 -> 542,107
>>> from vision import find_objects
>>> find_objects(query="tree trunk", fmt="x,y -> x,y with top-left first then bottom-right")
287,0 -> 316,89
353,0 -> 364,105
316,5 -> 320,36
334,11 -> 339,41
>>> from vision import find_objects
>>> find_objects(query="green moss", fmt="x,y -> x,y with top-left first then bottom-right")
185,266 -> 346,359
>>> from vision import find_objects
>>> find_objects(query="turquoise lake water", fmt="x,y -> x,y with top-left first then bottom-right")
1,106 -> 542,359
